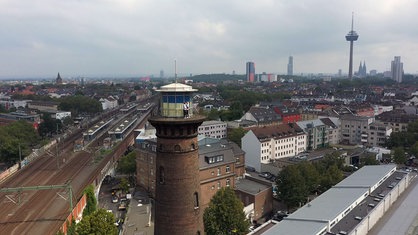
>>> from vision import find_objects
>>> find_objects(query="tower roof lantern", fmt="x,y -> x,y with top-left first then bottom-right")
156,83 -> 197,92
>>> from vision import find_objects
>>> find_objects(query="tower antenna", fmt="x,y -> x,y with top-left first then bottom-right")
351,12 -> 354,31
174,59 -> 177,83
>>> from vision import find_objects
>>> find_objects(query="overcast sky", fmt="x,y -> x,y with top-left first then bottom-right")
1,0 -> 417,79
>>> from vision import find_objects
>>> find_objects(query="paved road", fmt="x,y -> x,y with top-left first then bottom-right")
368,173 -> 418,235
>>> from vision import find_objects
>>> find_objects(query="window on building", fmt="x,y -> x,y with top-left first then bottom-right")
194,192 -> 199,209
174,144 -> 181,151
217,168 -> 221,176
217,181 -> 221,189
226,178 -> 230,187
226,165 -> 230,173
159,166 -> 165,184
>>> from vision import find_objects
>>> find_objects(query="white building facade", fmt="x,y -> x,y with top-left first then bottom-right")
198,120 -> 227,139
242,124 -> 307,172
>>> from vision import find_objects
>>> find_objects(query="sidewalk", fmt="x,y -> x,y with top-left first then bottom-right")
122,188 -> 154,235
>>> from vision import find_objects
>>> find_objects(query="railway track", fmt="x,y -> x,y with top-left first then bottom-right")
0,102 -> 153,234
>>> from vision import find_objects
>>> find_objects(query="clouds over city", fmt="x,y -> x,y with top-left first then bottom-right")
0,0 -> 417,78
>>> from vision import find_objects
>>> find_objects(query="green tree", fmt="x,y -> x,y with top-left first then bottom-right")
410,141 -> 418,158
119,177 -> 130,193
117,151 -> 136,175
203,187 -> 249,235
227,128 -> 248,148
0,120 -> 41,164
393,147 -> 407,164
59,95 -> 102,116
83,185 -> 97,217
361,155 -> 380,166
276,165 -> 308,208
298,162 -> 320,193
77,208 -> 117,235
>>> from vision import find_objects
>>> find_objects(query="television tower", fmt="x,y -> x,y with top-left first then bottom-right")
345,13 -> 359,80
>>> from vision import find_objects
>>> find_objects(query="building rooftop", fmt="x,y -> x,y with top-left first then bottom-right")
248,123 -> 304,141
235,178 -> 270,195
156,83 -> 197,92
262,165 -> 397,235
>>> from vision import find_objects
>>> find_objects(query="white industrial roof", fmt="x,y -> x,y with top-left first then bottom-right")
262,165 -> 396,235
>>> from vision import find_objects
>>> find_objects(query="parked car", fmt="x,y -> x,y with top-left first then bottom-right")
258,172 -> 272,179
111,196 -> 118,203
118,202 -> 127,210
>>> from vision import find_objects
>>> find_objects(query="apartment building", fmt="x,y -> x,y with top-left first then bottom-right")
242,123 -> 307,172
198,120 -> 227,139
136,137 -> 245,208
340,114 -> 374,145
296,119 -> 328,150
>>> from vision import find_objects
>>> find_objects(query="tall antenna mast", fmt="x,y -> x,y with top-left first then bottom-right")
174,59 -> 177,83
351,12 -> 354,31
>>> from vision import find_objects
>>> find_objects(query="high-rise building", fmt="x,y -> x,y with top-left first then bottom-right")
148,83 -> 205,235
246,61 -> 255,82
160,69 -> 164,78
345,13 -> 359,80
391,56 -> 403,83
287,56 -> 293,76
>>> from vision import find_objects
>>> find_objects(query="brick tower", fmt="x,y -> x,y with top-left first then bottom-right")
148,83 -> 205,235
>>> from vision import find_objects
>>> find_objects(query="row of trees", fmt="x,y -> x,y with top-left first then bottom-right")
58,95 -> 103,117
275,153 -> 344,208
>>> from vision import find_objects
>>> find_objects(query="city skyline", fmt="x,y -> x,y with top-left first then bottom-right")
1,1 -> 418,78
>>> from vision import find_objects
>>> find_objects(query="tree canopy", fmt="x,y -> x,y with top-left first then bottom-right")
227,128 -> 248,148
0,120 -> 41,164
203,187 -> 250,235
58,95 -> 102,116
276,153 -> 345,209
117,151 -> 136,175
76,208 -> 117,235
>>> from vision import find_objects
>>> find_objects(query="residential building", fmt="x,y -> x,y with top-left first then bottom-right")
241,105 -> 282,127
198,120 -> 227,139
340,114 -> 374,145
375,110 -> 418,132
235,178 -> 273,222
242,123 -> 307,172
246,62 -> 255,83
319,117 -> 341,145
391,56 -> 403,83
136,138 -> 245,208
366,122 -> 392,147
297,119 -> 328,150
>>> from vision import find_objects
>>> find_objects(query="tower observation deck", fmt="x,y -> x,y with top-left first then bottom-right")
346,13 -> 359,80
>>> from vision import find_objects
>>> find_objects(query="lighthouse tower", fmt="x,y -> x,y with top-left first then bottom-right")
148,83 -> 205,235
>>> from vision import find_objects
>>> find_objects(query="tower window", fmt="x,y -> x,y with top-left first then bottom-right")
174,145 -> 181,152
159,166 -> 165,184
194,192 -> 199,209
191,143 -> 196,150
